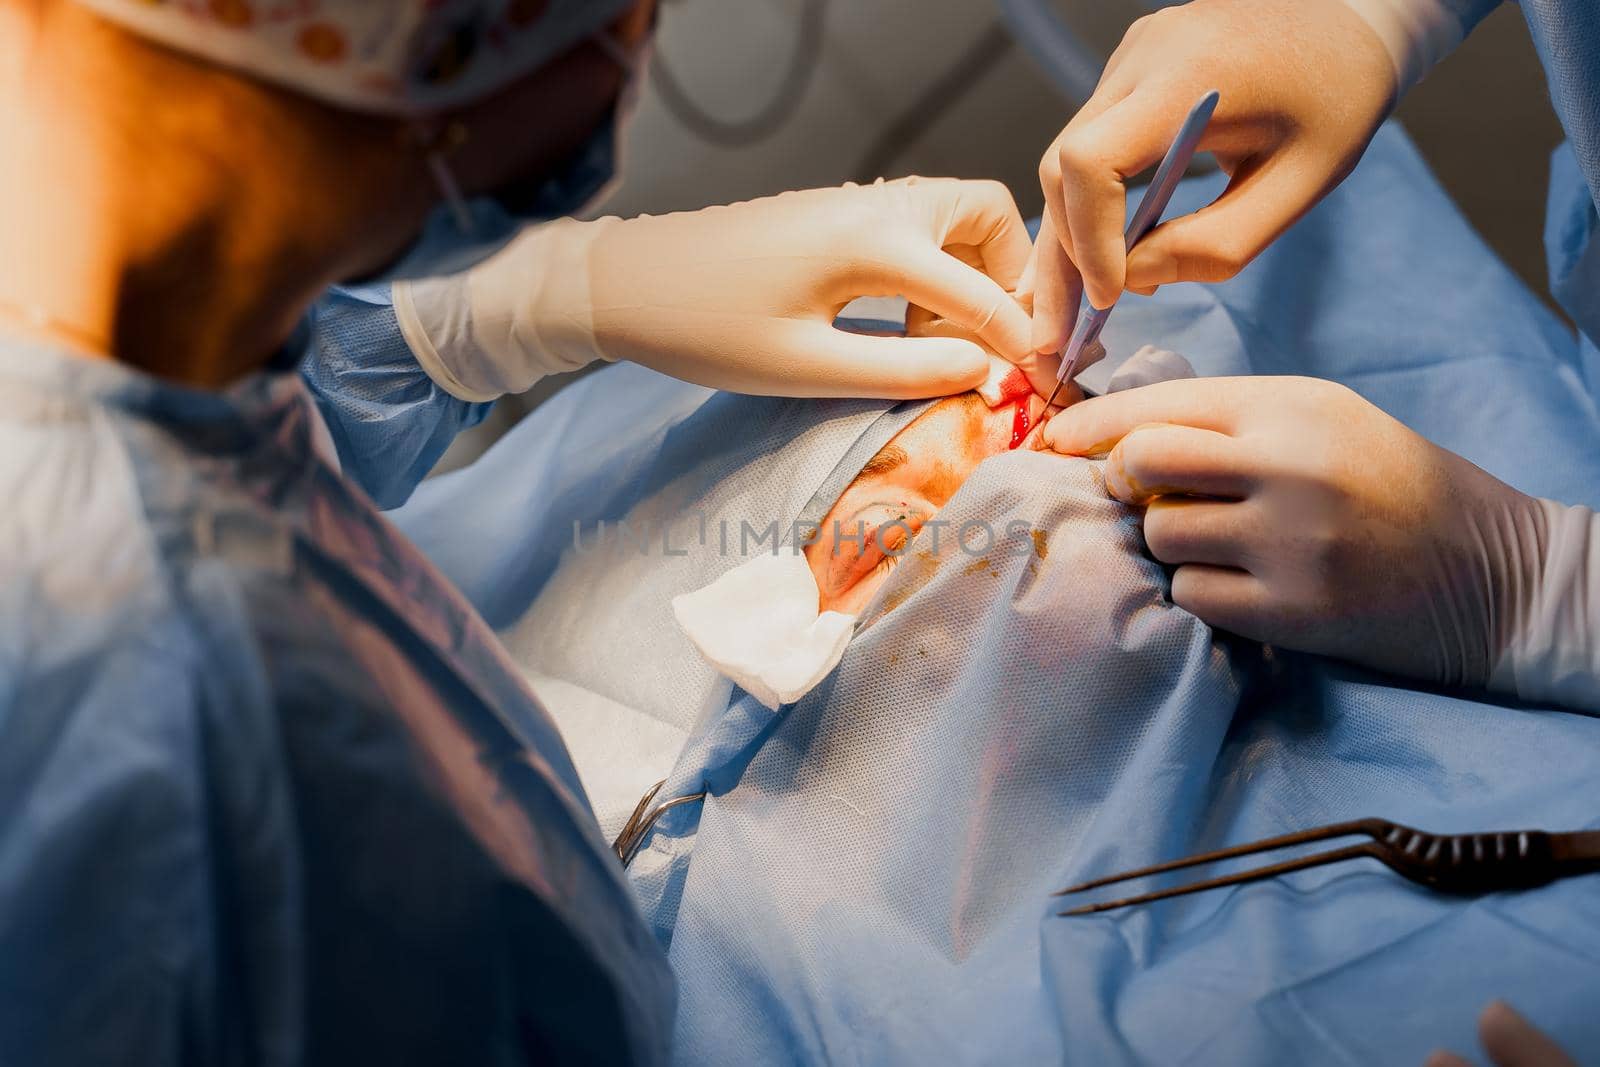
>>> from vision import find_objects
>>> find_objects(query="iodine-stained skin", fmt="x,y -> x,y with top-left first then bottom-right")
804,382 -> 1059,615
981,358 -> 1037,449
979,360 -> 1034,408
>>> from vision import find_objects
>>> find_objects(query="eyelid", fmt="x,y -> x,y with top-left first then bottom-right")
826,506 -> 927,594
875,518 -> 915,553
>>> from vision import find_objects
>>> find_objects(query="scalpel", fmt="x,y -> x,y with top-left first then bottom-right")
1043,89 -> 1220,409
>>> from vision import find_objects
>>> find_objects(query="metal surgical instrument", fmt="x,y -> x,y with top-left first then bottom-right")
1043,89 -> 1220,410
613,778 -> 707,867
1054,817 -> 1600,916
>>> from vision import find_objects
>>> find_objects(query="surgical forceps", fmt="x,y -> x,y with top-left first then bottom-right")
613,778 -> 706,867
1043,89 -> 1220,410
1055,817 -> 1600,916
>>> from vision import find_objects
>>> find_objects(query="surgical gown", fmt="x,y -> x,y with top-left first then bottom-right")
0,340 -> 674,1065
1454,1 -> 1600,362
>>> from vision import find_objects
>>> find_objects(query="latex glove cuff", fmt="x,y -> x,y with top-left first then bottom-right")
1488,498 -> 1600,712
1339,0 -> 1471,92
394,217 -> 615,402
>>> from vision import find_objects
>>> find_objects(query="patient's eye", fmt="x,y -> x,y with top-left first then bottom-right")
827,500 -> 928,594
876,519 -> 913,554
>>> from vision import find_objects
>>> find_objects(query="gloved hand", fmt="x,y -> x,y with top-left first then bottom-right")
1024,0 -> 1413,354
393,177 -> 1036,402
1042,376 -> 1600,711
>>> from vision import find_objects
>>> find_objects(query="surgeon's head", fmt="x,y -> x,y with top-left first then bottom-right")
0,0 -> 653,379
805,385 -> 1057,615
418,0 -> 658,218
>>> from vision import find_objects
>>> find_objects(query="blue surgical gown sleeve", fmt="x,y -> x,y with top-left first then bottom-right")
1520,0 -> 1600,217
1526,2 -> 1600,374
300,281 -> 494,510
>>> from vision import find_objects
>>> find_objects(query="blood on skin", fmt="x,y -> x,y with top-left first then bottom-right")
979,359 -> 1034,409
995,367 -> 1031,406
1008,401 -> 1032,450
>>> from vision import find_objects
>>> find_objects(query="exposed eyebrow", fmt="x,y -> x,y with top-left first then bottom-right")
857,444 -> 910,479
854,392 -> 984,482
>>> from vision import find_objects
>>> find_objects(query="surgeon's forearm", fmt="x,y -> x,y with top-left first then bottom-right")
1488,498 -> 1600,713
1339,0 -> 1501,92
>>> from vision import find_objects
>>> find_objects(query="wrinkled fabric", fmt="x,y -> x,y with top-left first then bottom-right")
396,122 -> 1600,1063
1337,1 -> 1600,399
1517,2 -> 1600,386
0,341 -> 674,1066
1546,141 -> 1600,396
303,279 -> 495,510
72,0 -> 634,115
1428,3 -> 1599,218
1453,0 -> 1600,419
1517,1 -> 1600,218
1046,670 -> 1600,1065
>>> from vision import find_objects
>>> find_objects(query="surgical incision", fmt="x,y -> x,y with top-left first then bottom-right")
803,375 -> 1062,616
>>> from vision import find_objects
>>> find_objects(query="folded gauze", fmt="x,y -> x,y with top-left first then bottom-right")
672,551 -> 856,711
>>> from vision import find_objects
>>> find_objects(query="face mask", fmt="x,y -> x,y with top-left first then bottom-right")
379,27 -> 651,283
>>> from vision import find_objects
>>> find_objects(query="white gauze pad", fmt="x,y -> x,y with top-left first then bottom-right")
672,551 -> 856,711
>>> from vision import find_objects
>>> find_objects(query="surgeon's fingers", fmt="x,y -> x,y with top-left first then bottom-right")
1036,75 -> 1129,274
1169,564 -> 1267,636
1104,424 -> 1254,503
1123,146 -> 1327,290
903,302 -> 939,336
1013,346 -> 1064,400
1033,69 -> 1136,347
1143,497 -> 1252,568
1422,1054 -> 1473,1067
932,178 -> 1035,293
903,313 -> 1064,399
1044,377 -> 1250,455
1015,235 -> 1039,308
888,243 -> 1034,363
1478,1002 -> 1578,1067
802,326 -> 988,399
1057,87 -> 1193,310
1029,209 -> 1083,358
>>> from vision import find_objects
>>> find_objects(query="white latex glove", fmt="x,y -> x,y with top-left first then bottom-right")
1042,376 -> 1600,712
1024,0 -> 1420,353
394,177 -> 1037,402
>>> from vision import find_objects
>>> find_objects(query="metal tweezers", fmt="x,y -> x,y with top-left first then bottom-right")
612,779 -> 706,868
1055,817 -> 1600,916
